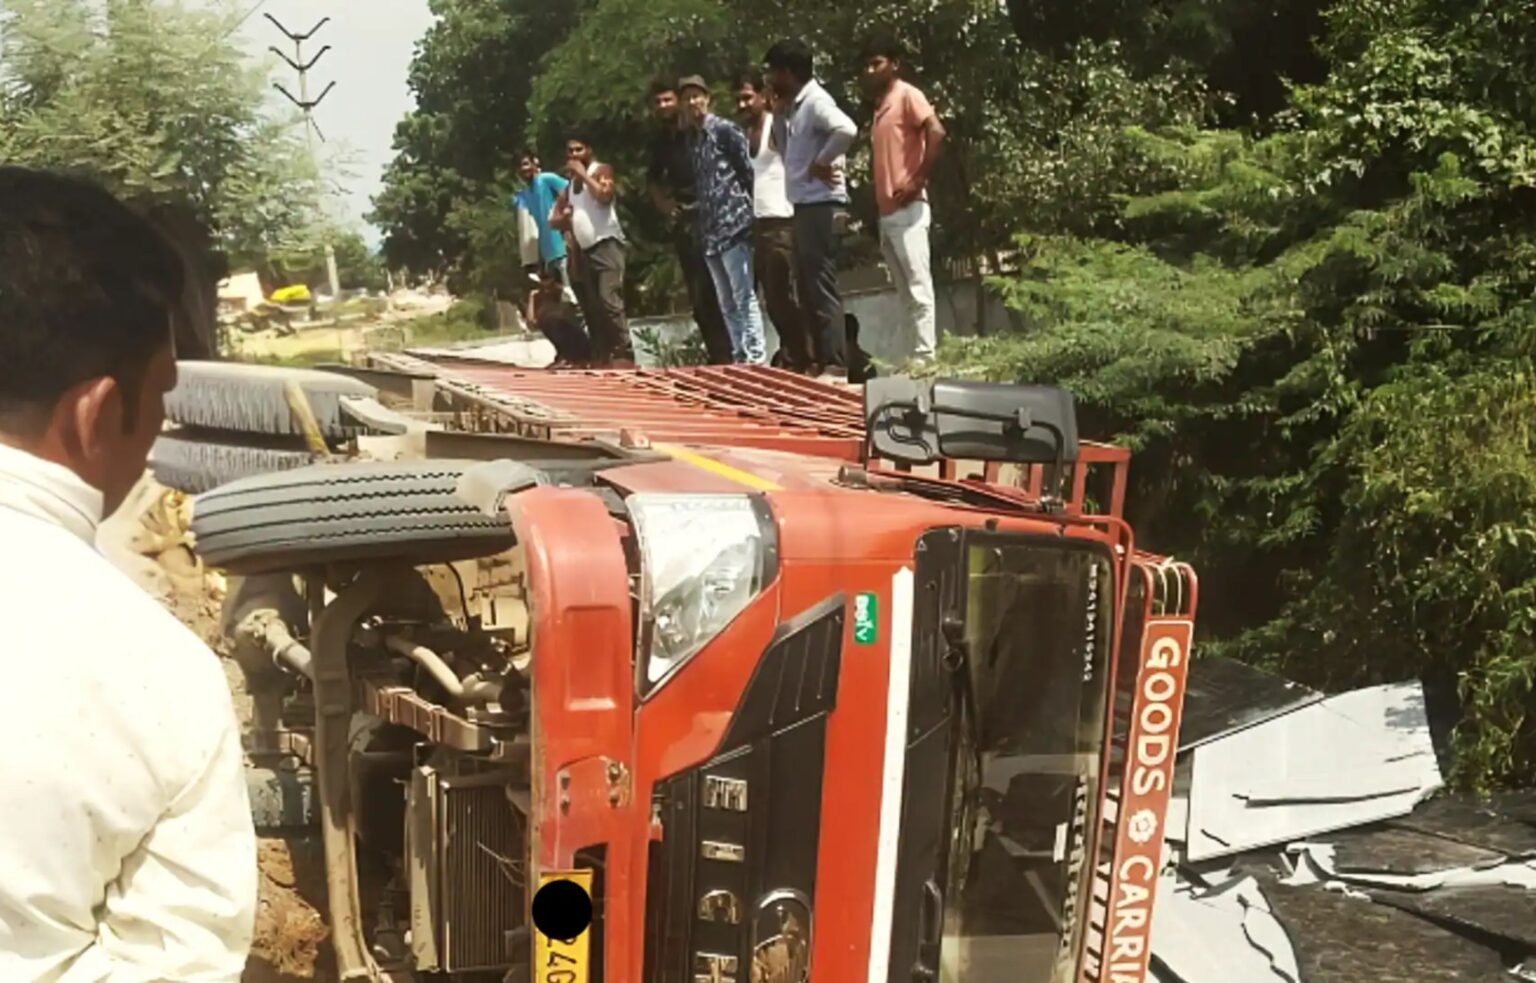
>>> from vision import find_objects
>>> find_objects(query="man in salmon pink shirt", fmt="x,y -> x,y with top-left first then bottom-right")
862,34 -> 947,366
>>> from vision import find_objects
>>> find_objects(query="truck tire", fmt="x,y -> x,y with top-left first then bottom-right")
191,460 -> 524,574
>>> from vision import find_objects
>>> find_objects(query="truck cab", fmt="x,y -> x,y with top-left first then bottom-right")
191,367 -> 1195,983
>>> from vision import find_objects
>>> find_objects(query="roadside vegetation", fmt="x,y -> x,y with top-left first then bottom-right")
0,0 -> 378,295
6,0 -> 1535,787
374,0 -> 1536,789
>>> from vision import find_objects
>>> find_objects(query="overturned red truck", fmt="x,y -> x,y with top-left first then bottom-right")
189,363 -> 1195,983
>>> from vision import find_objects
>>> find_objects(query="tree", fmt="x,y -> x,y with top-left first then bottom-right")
378,0 -> 1214,306
267,230 -> 387,294
369,0 -> 585,281
947,0 -> 1536,788
0,0 -> 326,270
368,0 -> 1536,784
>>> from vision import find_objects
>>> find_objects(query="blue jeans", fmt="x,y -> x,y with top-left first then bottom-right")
705,238 -> 767,364
544,255 -> 570,288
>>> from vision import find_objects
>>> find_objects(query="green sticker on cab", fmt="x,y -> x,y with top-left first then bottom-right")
853,592 -> 879,645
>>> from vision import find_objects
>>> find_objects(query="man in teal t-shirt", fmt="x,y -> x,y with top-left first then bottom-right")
514,149 -> 571,285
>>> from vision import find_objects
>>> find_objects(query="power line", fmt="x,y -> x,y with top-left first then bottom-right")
225,0 -> 273,40
268,12 -> 341,299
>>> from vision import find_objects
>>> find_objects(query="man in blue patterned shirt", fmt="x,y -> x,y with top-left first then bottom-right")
678,75 -> 767,364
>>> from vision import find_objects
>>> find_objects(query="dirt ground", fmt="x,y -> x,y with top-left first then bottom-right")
230,324 -> 369,364
244,837 -> 336,983
103,477 -> 335,981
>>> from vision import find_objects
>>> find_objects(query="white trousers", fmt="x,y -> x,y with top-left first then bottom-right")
878,200 -> 938,361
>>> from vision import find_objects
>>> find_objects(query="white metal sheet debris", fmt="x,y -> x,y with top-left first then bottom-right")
1164,795 -> 1189,845
1150,873 -> 1299,983
1286,842 -> 1536,892
1186,682 -> 1443,861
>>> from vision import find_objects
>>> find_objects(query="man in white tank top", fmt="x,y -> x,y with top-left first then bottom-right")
551,133 -> 636,366
736,71 -> 815,372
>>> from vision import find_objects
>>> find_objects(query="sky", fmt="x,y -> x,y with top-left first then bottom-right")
224,0 -> 437,242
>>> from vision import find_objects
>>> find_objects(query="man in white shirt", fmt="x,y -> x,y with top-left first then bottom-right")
765,39 -> 859,378
0,166 -> 256,982
552,132 -> 637,367
736,70 -> 815,372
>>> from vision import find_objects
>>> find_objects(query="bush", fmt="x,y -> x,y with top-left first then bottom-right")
632,325 -> 708,367
956,125 -> 1536,788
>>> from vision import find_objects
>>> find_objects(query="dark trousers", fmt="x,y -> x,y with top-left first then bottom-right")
793,202 -> 847,368
572,238 -> 634,364
674,216 -> 733,364
537,313 -> 593,365
755,218 -> 812,370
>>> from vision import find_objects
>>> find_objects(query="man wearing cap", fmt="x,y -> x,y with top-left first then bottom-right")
679,75 -> 767,365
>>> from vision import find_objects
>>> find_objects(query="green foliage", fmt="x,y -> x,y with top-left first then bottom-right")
330,234 -> 389,294
527,0 -> 729,148
0,0 -> 325,267
398,299 -> 495,347
1248,359 -> 1536,787
632,326 -> 709,367
369,0 -> 1536,784
266,230 -> 388,294
369,0 -> 583,277
443,177 -> 527,299
375,0 -> 1214,299
948,0 -> 1536,787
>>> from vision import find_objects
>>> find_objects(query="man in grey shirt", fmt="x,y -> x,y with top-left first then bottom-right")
765,39 -> 858,377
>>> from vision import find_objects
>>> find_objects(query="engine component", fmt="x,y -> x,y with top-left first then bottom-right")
407,765 -> 527,973
235,606 -> 313,678
382,635 -> 501,705
313,568 -> 392,981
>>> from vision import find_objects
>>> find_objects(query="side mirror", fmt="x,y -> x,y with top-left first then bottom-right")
864,377 -> 1079,467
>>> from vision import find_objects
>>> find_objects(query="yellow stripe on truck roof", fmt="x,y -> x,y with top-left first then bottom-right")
653,443 -> 783,493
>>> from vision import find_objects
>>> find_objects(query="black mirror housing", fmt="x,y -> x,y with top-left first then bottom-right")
864,377 -> 1079,467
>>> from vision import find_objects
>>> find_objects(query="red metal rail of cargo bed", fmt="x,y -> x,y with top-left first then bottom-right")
407,356 -> 869,459
387,354 -> 1133,518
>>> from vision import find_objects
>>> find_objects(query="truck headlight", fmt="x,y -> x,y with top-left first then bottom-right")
629,494 -> 778,696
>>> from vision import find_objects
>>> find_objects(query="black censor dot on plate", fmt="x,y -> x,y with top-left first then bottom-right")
532,878 -> 593,942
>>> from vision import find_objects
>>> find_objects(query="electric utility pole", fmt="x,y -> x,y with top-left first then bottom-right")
267,13 -> 341,301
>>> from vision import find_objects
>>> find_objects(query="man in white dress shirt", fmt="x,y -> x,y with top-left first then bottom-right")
765,38 -> 859,378
736,69 -> 816,373
0,166 -> 256,982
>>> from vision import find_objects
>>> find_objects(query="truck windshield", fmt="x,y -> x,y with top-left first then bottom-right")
940,538 -> 1113,983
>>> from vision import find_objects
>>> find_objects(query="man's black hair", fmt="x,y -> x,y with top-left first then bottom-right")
516,147 -> 540,164
764,39 -> 814,84
0,167 -> 182,436
565,129 -> 596,150
860,32 -> 905,64
648,75 -> 678,98
734,68 -> 766,92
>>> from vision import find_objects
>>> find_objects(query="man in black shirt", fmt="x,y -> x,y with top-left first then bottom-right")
646,77 -> 732,364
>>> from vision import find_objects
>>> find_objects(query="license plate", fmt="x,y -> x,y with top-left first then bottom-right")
535,869 -> 593,983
